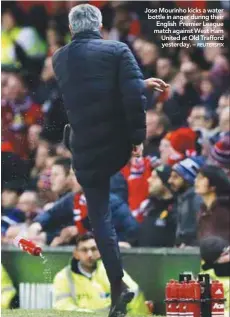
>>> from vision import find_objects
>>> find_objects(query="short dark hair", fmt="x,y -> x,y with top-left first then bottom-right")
147,110 -> 171,132
200,236 -> 229,270
53,158 -> 71,175
75,232 -> 94,247
199,165 -> 230,196
158,112 -> 171,132
193,105 -> 218,128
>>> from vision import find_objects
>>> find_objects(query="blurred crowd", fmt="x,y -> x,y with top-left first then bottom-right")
1,1 -> 230,251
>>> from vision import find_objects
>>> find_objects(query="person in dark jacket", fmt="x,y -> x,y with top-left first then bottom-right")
143,110 -> 171,157
195,165 -> 230,243
35,56 -> 68,144
138,165 -> 176,247
168,157 -> 205,247
52,4 -> 169,316
29,173 -> 139,245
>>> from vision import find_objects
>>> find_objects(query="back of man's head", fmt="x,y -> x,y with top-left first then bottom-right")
200,236 -> 229,276
68,4 -> 102,35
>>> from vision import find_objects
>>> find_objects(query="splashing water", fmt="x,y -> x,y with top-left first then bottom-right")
40,253 -> 48,264
40,253 -> 52,283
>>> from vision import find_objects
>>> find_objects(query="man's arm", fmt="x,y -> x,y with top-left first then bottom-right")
118,44 -> 147,146
110,194 -> 139,244
27,193 -> 75,241
33,193 -> 75,231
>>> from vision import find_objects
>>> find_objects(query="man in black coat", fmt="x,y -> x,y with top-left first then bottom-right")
52,4 -> 168,316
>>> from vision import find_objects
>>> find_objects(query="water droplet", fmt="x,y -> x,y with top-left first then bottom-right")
40,254 -> 52,283
40,253 -> 48,264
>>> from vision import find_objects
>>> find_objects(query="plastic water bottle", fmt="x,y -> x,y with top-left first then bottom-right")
14,236 -> 42,256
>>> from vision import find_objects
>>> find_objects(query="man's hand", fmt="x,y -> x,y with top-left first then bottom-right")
28,222 -> 42,239
132,143 -> 143,157
145,78 -> 170,92
50,226 -> 78,247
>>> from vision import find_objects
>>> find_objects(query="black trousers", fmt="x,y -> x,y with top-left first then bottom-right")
83,180 -> 124,284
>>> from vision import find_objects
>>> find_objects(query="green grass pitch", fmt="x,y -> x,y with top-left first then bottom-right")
2,310 -> 165,317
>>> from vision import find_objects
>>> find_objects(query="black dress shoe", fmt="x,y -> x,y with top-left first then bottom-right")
108,289 -> 134,317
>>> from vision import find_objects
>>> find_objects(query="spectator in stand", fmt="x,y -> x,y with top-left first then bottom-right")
33,175 -> 85,245
49,2 -> 69,39
1,74 -> 43,159
46,22 -> 65,56
180,61 -> 200,90
1,5 -> 46,71
209,101 -> 230,145
27,124 -> 42,168
159,127 -> 199,166
1,183 -> 25,239
27,4 -> 48,41
36,156 -> 73,206
187,106 -> 219,139
163,61 -> 201,129
16,191 -> 41,221
35,55 -> 68,143
168,157 -> 204,247
2,186 -> 20,210
209,54 -> 230,92
156,57 -> 176,83
34,152 -> 59,203
31,141 -> 55,174
138,165 -> 176,247
107,172 -> 139,245
216,91 -> 229,115
108,4 -> 141,48
50,158 -> 75,198
137,39 -> 159,78
1,71 -> 10,89
207,135 -> 230,178
219,106 -> 230,136
195,165 -> 230,243
121,156 -> 152,223
30,141 -> 56,187
28,171 -> 139,247
53,233 -> 148,315
28,167 -> 81,246
1,141 -> 29,191
4,191 -> 41,243
144,110 -> 171,157
199,76 -> 221,110
27,124 -> 42,153
132,37 -> 144,59
35,56 -> 57,104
